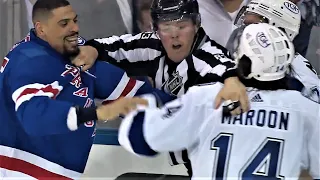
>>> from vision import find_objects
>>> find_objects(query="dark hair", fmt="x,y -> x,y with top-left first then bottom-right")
237,55 -> 291,90
150,0 -> 200,31
32,0 -> 70,21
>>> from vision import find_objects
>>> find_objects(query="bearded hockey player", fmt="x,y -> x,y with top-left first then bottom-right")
0,0 -> 173,179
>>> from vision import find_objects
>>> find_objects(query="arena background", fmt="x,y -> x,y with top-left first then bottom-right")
0,0 -> 319,179
0,0 -> 319,71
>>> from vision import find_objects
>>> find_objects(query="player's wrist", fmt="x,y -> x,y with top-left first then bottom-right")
75,106 -> 98,125
96,106 -> 107,121
222,69 -> 237,82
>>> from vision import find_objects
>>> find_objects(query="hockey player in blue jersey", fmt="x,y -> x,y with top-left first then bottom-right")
117,24 -> 320,179
0,0 -> 173,179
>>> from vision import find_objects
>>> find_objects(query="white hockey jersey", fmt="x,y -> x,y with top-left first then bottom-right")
119,83 -> 320,180
292,54 -> 318,86
292,54 -> 320,102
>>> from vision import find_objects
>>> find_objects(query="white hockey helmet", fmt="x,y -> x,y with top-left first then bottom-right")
234,0 -> 301,41
234,23 -> 295,81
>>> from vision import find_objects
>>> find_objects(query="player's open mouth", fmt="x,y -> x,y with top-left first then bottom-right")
172,44 -> 182,49
65,36 -> 78,45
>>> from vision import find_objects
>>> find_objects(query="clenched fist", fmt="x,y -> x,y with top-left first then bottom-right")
96,97 -> 148,121
215,77 -> 249,115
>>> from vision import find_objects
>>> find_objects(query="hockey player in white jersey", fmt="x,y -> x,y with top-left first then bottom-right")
117,23 -> 320,179
230,0 -> 320,102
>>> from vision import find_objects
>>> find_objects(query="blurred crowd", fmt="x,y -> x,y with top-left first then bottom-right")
130,0 -> 319,62
14,0 -> 320,71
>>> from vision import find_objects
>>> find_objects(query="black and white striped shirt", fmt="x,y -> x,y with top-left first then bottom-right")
85,27 -> 237,169
85,27 -> 236,97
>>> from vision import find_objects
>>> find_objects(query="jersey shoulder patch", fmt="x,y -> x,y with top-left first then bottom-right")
295,53 -> 317,75
302,86 -> 320,103
78,36 -> 86,45
0,57 -> 9,73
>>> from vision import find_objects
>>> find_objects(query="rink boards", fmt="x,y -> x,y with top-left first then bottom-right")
82,128 -> 188,179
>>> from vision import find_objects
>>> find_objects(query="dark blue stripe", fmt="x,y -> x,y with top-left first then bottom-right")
128,111 -> 158,156
288,77 -> 304,91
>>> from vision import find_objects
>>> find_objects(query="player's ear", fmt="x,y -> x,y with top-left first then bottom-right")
34,21 -> 45,36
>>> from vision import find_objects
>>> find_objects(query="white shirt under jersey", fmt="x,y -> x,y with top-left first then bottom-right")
119,83 -> 320,180
198,0 -> 249,46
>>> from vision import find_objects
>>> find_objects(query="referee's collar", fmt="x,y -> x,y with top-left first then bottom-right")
192,27 -> 208,52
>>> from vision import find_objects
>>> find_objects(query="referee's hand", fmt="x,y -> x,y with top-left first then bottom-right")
72,46 -> 98,71
214,77 -> 250,115
96,97 -> 149,121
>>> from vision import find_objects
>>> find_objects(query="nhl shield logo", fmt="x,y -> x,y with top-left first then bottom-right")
164,71 -> 183,95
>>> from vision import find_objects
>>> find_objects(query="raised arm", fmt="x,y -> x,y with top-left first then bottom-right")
82,32 -> 163,76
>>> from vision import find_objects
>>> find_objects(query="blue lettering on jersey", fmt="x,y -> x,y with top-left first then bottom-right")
162,105 -> 182,119
221,109 -> 289,130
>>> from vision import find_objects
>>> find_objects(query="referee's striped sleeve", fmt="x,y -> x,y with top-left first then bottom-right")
85,32 -> 163,63
192,41 -> 237,82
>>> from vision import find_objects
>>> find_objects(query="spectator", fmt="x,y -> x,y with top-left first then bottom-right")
199,0 -> 318,57
198,0 -> 249,46
136,0 -> 153,32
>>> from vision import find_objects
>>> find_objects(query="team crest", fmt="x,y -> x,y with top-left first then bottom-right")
256,32 -> 270,48
78,36 -> 86,45
164,71 -> 183,95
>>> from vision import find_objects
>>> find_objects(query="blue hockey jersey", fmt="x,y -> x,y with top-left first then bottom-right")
0,30 -> 173,179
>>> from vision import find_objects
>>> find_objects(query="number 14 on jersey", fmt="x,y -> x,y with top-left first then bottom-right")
211,133 -> 285,179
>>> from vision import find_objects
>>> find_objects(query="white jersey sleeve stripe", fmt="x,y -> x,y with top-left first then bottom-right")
12,81 -> 63,111
107,48 -> 162,62
101,73 -> 145,104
